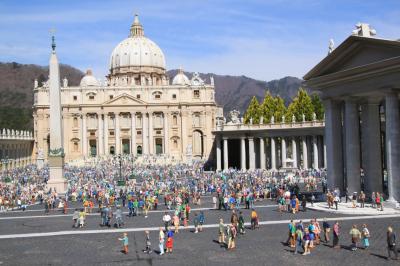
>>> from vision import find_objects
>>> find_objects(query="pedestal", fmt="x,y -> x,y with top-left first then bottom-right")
47,155 -> 67,194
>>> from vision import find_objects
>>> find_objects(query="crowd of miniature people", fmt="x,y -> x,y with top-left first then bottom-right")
0,156 -> 398,260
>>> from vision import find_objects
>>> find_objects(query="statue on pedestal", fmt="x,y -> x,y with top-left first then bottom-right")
260,116 -> 264,124
271,115 -> 275,124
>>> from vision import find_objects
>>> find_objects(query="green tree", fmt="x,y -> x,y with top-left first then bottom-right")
311,93 -> 325,120
244,96 -> 261,124
260,90 -> 275,123
286,88 -> 314,122
274,96 -> 287,122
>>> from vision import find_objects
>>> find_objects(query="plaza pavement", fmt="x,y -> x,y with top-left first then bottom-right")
0,197 -> 399,265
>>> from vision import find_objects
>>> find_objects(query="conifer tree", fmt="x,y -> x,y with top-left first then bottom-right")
260,90 -> 275,123
244,96 -> 261,124
274,96 -> 287,122
286,88 -> 314,121
311,93 -> 325,120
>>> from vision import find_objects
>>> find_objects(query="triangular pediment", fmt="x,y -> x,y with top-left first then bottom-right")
102,93 -> 146,106
304,36 -> 400,79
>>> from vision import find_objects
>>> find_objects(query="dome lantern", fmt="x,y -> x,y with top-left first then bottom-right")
130,14 -> 144,37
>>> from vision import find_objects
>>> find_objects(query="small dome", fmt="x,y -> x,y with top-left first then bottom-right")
80,69 -> 99,87
172,68 -> 190,85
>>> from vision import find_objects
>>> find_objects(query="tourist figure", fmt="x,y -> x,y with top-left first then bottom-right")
302,228 -> 311,255
163,212 -> 171,232
349,224 -> 361,251
198,211 -> 205,232
387,226 -> 398,260
166,228 -> 174,253
115,207 -> 123,228
301,195 -> 307,212
118,233 -> 129,254
143,231 -> 152,254
193,212 -> 199,233
333,221 -> 340,248
238,211 -> 245,234
159,227 -> 165,255
72,208 -> 79,228
218,218 -> 225,247
250,208 -> 258,230
361,224 -> 370,249
294,225 -> 303,255
322,218 -> 330,243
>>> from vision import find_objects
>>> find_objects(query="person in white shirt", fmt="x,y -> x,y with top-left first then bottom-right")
162,212 -> 171,232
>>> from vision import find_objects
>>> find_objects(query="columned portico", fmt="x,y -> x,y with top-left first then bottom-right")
385,92 -> 400,202
270,137 -> 276,170
115,113 -> 121,154
240,137 -> 246,170
292,138 -> 297,169
361,102 -> 382,195
324,99 -> 344,191
98,113 -> 104,155
130,113 -> 136,155
248,137 -> 255,169
281,137 -> 287,168
312,135 -> 319,169
216,136 -> 222,171
344,99 -> 361,193
302,136 -> 308,169
223,137 -> 229,170
259,137 -> 266,169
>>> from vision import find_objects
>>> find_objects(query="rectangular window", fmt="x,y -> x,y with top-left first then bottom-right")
156,130 -> 161,135
109,95 -> 113,99
73,96 -> 77,101
193,90 -> 200,98
90,132 -> 95,136
136,94 -> 141,99
109,131 -> 115,136
137,131 -> 142,135
89,95 -> 95,100
155,94 -> 161,99
172,94 -> 177,99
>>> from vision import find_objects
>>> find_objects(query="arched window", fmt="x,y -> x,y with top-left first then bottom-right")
137,145 -> 142,155
173,115 -> 178,126
109,146 -> 115,155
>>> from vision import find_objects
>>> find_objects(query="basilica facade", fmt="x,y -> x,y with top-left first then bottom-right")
33,15 -> 222,162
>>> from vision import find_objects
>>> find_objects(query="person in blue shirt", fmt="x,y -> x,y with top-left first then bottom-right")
118,232 -> 129,254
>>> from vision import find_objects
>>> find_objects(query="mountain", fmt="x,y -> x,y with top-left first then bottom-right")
0,62 -> 305,130
0,62 -> 83,130
167,70 -> 305,116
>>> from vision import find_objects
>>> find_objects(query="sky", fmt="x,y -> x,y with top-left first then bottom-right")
0,0 -> 399,81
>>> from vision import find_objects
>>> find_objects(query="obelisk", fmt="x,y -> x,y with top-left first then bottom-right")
47,35 -> 68,194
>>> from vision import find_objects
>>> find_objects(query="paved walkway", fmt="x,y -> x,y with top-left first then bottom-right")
308,202 -> 400,215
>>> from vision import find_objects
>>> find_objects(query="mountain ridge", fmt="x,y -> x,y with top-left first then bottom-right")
0,62 -> 305,130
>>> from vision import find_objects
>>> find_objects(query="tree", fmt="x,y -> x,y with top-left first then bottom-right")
311,93 -> 324,120
243,96 -> 261,124
286,88 -> 314,122
274,96 -> 287,122
260,90 -> 275,123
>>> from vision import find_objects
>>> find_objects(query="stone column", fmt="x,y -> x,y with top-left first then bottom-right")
259,137 -> 266,169
270,137 -> 276,170
130,113 -> 136,155
344,99 -> 361,194
240,137 -> 246,170
292,138 -> 298,168
164,112 -> 169,154
142,113 -> 148,155
103,113 -> 108,155
149,113 -> 153,154
248,137 -> 255,169
216,136 -> 222,171
385,92 -> 400,202
361,102 -> 382,195
323,137 -> 327,168
115,113 -> 121,154
82,114 -> 87,157
302,136 -> 308,169
313,135 -> 319,169
98,113 -> 103,156
324,99 -> 344,191
223,137 -> 229,170
281,137 -> 287,168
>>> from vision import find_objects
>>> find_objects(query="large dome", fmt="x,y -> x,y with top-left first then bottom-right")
109,15 -> 166,74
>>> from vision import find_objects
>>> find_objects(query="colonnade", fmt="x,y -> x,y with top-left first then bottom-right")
80,111 -> 170,157
216,135 -> 325,171
0,129 -> 34,171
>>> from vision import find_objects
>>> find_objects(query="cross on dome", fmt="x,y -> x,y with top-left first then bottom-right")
130,14 -> 144,37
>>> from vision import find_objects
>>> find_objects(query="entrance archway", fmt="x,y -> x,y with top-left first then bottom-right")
155,138 -> 163,155
122,139 -> 130,154
137,145 -> 142,155
89,140 -> 97,157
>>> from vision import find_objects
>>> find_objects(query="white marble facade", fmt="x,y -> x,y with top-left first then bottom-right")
33,15 -> 222,163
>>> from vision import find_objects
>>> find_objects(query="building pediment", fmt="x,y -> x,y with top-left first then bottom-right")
102,93 -> 146,106
304,36 -> 400,80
